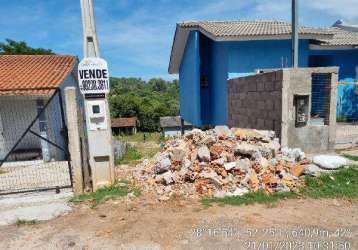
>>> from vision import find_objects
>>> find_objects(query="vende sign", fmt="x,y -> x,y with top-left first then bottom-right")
78,57 -> 110,94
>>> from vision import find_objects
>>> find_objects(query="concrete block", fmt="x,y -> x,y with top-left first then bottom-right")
265,99 -> 274,110
274,80 -> 282,90
257,118 -> 265,129
274,99 -> 282,112
258,100 -> 266,110
257,82 -> 265,92
264,119 -> 274,130
264,81 -> 275,91
248,82 -> 257,92
239,93 -> 246,100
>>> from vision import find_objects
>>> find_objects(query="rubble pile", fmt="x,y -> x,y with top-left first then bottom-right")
134,126 -> 308,200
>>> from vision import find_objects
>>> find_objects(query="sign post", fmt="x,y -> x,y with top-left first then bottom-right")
78,57 -> 115,191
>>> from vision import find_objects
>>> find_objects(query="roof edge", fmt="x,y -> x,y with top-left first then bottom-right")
168,25 -> 334,74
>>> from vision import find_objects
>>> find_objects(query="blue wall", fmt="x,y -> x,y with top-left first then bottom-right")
228,39 -> 310,72
337,84 -> 358,121
210,42 -> 229,125
309,49 -> 358,80
202,39 -> 310,126
179,33 -> 358,127
179,31 -> 201,126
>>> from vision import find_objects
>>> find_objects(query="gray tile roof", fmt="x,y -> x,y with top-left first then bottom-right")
179,20 -> 333,39
160,116 -> 192,128
317,27 -> 358,46
169,20 -> 358,74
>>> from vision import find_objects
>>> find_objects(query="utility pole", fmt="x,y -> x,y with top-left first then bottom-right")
292,0 -> 299,68
79,0 -> 115,191
80,0 -> 100,58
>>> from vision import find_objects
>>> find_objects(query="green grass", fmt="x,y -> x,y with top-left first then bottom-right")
201,168 -> 358,207
117,132 -> 164,143
70,180 -> 140,207
115,132 -> 165,166
300,167 -> 358,199
343,154 -> 358,162
16,219 -> 38,226
116,146 -> 142,165
201,191 -> 297,208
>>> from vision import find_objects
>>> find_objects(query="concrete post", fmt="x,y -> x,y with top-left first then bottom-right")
80,0 -> 115,191
65,87 -> 84,194
280,69 -> 290,148
328,72 -> 338,151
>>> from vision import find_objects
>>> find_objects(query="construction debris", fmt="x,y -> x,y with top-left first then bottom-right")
313,155 -> 348,170
134,127 -> 308,200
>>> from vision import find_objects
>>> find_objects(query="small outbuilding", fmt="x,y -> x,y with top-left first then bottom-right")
160,116 -> 193,137
111,117 -> 138,135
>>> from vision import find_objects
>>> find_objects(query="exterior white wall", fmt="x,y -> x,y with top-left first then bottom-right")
163,128 -> 181,138
163,127 -> 192,138
0,96 -> 41,157
47,73 -> 79,160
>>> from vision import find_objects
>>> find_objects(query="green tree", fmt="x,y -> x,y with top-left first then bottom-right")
109,77 -> 180,132
148,78 -> 167,92
0,39 -> 54,55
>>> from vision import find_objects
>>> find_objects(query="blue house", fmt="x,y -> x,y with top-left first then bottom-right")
168,20 -> 358,126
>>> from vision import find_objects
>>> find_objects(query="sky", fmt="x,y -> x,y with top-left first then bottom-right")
0,0 -> 357,80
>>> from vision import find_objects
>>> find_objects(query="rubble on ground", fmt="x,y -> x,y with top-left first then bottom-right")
313,155 -> 348,170
133,127 -> 311,200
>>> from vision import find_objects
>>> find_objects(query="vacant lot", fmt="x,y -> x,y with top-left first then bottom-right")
116,132 -> 163,166
0,194 -> 357,250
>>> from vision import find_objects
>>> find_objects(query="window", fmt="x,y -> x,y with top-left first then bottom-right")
92,105 -> 100,114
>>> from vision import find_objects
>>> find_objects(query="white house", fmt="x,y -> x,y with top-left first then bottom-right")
0,55 -> 78,162
160,116 -> 193,137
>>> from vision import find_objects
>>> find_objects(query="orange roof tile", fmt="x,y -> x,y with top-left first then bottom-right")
0,55 -> 77,95
111,117 -> 138,128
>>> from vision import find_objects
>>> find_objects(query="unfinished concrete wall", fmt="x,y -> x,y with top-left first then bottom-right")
282,67 -> 338,153
228,67 -> 338,154
228,71 -> 283,138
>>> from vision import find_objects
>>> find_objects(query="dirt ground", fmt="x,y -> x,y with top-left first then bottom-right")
0,195 -> 357,250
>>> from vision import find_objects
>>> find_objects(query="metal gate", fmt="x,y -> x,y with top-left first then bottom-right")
0,87 -> 73,195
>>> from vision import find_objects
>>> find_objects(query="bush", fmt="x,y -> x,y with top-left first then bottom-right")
116,146 -> 142,165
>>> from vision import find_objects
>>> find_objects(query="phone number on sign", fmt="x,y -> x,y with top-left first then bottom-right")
80,79 -> 109,91
243,240 -> 351,250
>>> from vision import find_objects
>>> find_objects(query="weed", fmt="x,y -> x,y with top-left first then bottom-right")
202,168 -> 358,207
70,180 -> 141,207
117,132 -> 162,143
343,154 -> 358,162
202,191 -> 297,207
301,167 -> 358,199
0,169 -> 6,175
16,219 -> 38,226
116,146 -> 142,165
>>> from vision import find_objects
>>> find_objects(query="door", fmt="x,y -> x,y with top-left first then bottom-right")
0,112 -> 5,160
